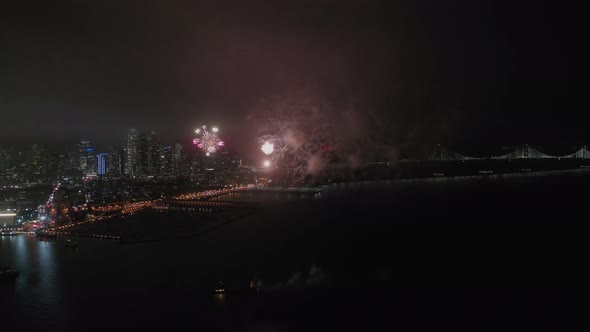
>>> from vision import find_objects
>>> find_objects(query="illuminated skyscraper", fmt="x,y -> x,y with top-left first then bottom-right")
173,143 -> 184,176
160,145 -> 173,177
30,144 -> 47,180
78,139 -> 97,175
97,153 -> 108,176
124,129 -> 140,178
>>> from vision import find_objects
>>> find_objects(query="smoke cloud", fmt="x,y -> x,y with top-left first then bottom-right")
263,264 -> 327,290
254,89 -> 390,182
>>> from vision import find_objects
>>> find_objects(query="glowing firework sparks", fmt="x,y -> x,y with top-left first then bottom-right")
261,142 -> 274,155
253,91 -> 380,184
193,125 -> 224,156
263,160 -> 271,168
253,93 -> 339,183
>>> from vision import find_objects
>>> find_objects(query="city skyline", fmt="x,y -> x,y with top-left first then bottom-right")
0,128 -> 246,184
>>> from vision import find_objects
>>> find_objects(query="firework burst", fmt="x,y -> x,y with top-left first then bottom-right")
253,94 -> 337,183
253,91 -> 383,184
261,141 -> 274,155
193,125 -> 224,156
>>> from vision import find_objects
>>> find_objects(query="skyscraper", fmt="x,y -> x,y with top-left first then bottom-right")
97,153 -> 108,176
148,132 -> 162,178
107,146 -> 123,177
138,132 -> 150,177
29,144 -> 47,180
56,143 -> 82,179
78,139 -> 97,175
173,143 -> 184,176
160,145 -> 173,177
124,129 -> 140,178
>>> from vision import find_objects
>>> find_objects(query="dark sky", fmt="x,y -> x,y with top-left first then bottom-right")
0,0 -> 587,156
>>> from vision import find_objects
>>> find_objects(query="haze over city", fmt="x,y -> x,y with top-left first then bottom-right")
1,0 -> 587,157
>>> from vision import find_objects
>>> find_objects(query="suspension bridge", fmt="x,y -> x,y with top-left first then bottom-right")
429,144 -> 590,161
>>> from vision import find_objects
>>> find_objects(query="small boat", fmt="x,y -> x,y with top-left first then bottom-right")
0,266 -> 20,282
215,281 -> 225,294
214,280 -> 260,297
65,239 -> 78,247
0,229 -> 17,236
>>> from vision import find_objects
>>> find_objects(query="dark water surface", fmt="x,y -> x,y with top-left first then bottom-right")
2,170 -> 590,331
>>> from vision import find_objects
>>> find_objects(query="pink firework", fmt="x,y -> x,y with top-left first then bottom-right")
193,125 -> 224,156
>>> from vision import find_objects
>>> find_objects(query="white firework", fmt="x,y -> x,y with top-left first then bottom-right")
261,141 -> 274,155
254,95 -> 335,183
193,125 -> 224,156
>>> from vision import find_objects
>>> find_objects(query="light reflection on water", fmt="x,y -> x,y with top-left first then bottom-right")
2,172 -> 590,330
1,235 -> 64,329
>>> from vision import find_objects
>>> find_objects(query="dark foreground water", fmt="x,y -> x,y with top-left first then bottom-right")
2,170 -> 590,331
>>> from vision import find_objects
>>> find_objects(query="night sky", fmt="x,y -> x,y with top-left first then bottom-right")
0,0 -> 587,156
